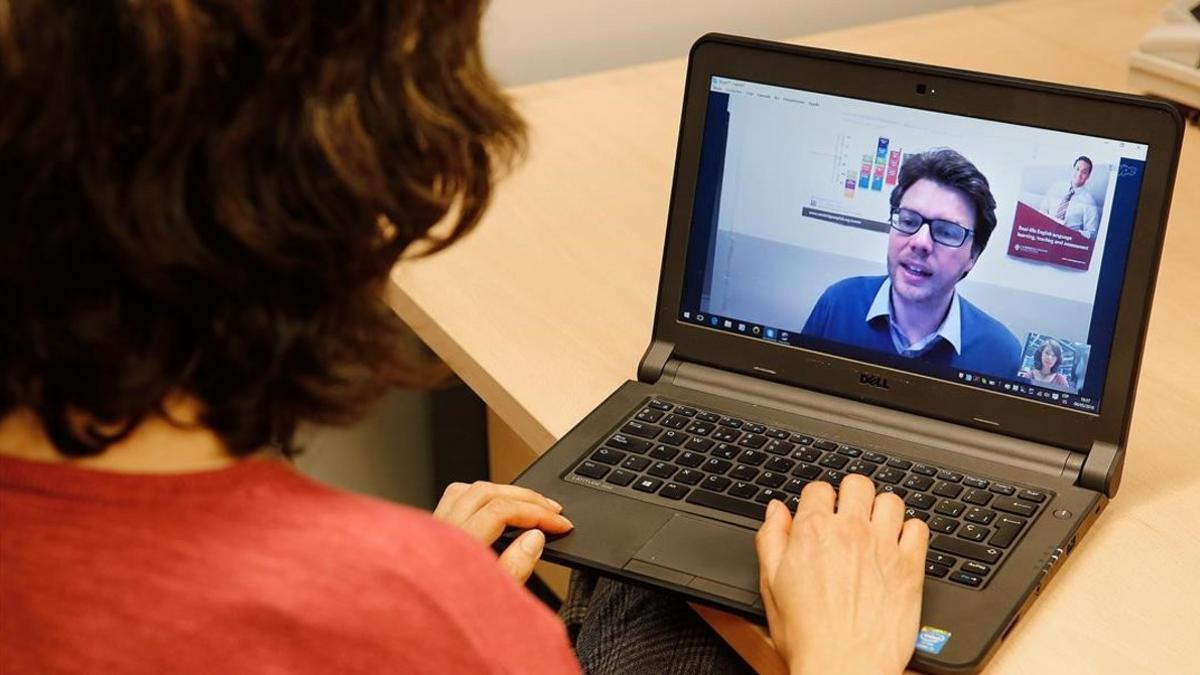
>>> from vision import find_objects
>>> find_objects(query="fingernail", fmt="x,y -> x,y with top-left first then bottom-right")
765,500 -> 779,518
557,514 -> 574,530
520,529 -> 545,553
547,498 -> 564,512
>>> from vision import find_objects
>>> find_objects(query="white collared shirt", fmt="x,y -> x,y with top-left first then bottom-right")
866,278 -> 963,357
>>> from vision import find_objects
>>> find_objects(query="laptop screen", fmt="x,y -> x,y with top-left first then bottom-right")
678,76 -> 1151,416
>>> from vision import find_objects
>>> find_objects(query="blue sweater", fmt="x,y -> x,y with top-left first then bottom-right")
801,275 -> 1022,379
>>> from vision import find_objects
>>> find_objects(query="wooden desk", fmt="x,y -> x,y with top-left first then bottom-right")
387,0 -> 1200,671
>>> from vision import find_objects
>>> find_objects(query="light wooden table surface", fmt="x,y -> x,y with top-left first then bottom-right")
388,0 -> 1200,671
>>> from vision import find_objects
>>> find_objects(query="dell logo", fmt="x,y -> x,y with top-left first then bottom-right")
859,372 -> 890,390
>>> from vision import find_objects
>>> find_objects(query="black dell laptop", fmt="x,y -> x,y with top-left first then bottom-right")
508,34 -> 1183,672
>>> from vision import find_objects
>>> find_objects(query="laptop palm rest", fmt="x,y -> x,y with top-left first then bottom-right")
626,514 -> 761,605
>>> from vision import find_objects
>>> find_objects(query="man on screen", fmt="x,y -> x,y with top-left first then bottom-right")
802,148 -> 1022,378
1038,155 -> 1100,239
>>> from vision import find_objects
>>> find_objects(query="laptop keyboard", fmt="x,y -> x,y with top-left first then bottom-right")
563,398 -> 1053,590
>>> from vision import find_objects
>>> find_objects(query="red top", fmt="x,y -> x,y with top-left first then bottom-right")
0,455 -> 580,674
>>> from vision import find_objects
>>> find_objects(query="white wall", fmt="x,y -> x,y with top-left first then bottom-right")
482,0 -> 996,86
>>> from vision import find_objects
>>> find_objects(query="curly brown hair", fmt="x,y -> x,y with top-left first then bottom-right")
0,1 -> 525,456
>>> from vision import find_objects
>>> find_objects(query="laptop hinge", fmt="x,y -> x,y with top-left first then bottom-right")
1079,440 -> 1124,498
637,340 -> 675,384
666,361 -> 1086,482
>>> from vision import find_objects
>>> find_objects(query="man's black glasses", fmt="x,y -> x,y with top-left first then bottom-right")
889,208 -> 974,248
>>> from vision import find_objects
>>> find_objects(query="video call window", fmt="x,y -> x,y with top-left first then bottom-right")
680,77 -> 1149,414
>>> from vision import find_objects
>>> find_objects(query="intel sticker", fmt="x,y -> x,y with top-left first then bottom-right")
915,626 -> 952,655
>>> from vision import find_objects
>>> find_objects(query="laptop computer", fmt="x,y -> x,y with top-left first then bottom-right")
507,34 -> 1183,672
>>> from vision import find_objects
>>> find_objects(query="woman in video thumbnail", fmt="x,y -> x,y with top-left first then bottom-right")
1029,339 -> 1070,389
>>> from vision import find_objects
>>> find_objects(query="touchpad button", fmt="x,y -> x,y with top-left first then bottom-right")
630,514 -> 760,593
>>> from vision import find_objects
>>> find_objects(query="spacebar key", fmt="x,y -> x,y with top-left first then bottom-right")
930,535 -> 1002,564
686,489 -> 766,521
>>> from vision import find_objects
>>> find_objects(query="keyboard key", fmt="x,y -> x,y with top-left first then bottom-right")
738,434 -> 768,449
755,488 -> 786,504
621,456 -> 651,472
648,400 -> 673,411
1018,489 -> 1048,503
949,571 -> 983,587
932,481 -> 963,499
620,421 -> 660,439
963,476 -> 989,489
676,451 -> 705,468
925,562 -> 951,578
764,439 -> 794,456
875,467 -> 905,484
988,515 -> 1026,548
675,406 -> 698,417
574,461 -> 609,479
660,414 -> 690,429
635,409 -> 664,423
993,498 -> 1036,517
862,451 -> 887,464
675,469 -> 704,486
684,436 -> 714,453
930,536 -> 1001,564
902,475 -> 934,491
928,516 -> 959,534
904,508 -> 930,521
648,445 -> 679,461
712,429 -> 740,443
765,457 -> 795,473
659,483 -> 689,500
687,489 -> 765,520
927,552 -> 958,567
729,481 -> 759,499
711,443 -> 740,460
785,495 -> 801,511
730,465 -> 759,481
791,463 -> 822,480
702,458 -> 733,474
846,460 -> 877,477
719,417 -> 744,429
701,475 -> 732,492
989,483 -> 1016,496
765,428 -> 790,440
695,411 -> 720,423
905,493 -> 937,510
887,458 -> 913,470
937,470 -> 963,483
820,469 -> 848,487
783,478 -> 808,494
756,471 -> 787,488
934,499 -> 965,518
813,440 -> 838,451
962,561 -> 991,576
745,423 -> 767,434
912,464 -> 938,476
633,477 -> 663,493
957,524 -> 990,542
685,421 -> 715,436
878,485 -> 908,499
659,430 -> 687,446
838,446 -> 863,457
790,434 -> 814,445
591,447 -> 626,465
606,434 -> 652,454
962,488 -> 993,506
964,507 -> 996,525
606,469 -> 637,487
648,462 -> 678,478
819,453 -> 849,470
737,449 -> 767,466
793,447 -> 822,463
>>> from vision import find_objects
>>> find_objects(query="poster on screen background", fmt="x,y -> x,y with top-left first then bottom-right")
1016,332 -> 1091,394
1006,162 -> 1111,271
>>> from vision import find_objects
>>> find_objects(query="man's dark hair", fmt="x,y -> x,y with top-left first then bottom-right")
889,148 -> 997,257
0,1 -> 525,457
1074,156 -> 1094,173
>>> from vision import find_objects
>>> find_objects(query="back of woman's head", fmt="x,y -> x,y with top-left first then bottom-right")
0,1 -> 524,456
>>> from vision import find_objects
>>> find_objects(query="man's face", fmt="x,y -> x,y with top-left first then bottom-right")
1071,160 -> 1092,188
887,178 -> 978,308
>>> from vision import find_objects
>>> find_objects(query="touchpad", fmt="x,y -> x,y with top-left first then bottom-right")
630,514 -> 760,593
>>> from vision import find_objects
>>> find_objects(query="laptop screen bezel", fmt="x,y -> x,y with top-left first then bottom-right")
652,35 -> 1182,452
